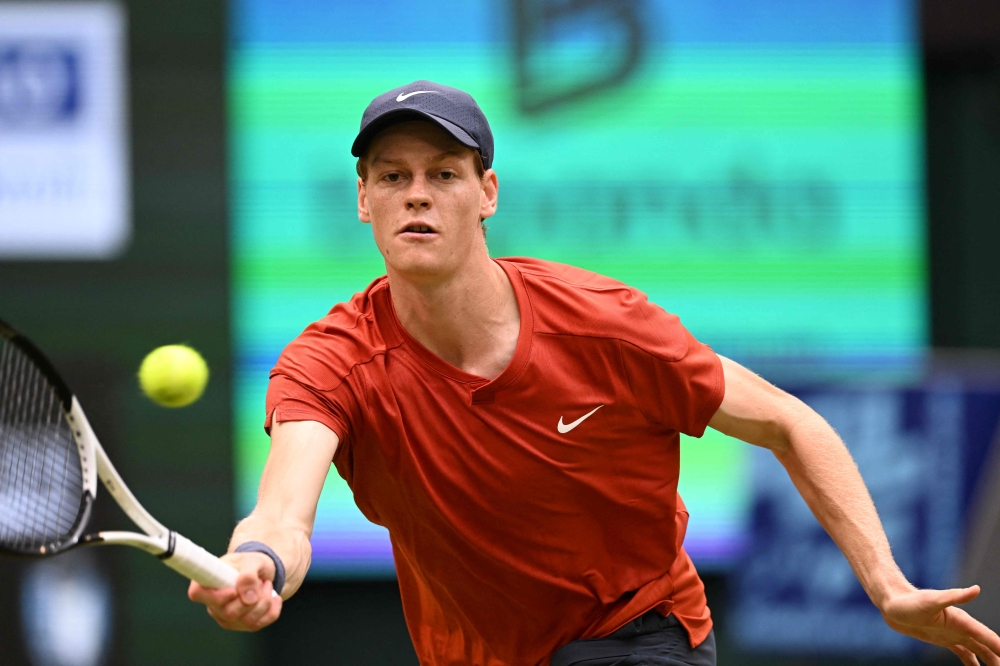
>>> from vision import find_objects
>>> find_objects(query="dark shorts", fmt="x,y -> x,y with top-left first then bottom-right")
550,610 -> 717,666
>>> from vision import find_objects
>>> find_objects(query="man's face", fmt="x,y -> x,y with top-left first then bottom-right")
358,121 -> 498,283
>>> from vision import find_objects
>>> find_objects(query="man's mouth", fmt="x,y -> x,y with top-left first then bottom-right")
400,224 -> 436,235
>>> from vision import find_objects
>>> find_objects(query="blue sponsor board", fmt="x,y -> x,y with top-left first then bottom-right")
733,385 -> 1000,656
0,2 -> 129,259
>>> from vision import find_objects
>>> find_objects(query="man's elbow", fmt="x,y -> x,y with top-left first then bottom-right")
767,394 -> 816,455
770,396 -> 832,460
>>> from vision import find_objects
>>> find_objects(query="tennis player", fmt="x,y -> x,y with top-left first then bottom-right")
190,81 -> 1000,666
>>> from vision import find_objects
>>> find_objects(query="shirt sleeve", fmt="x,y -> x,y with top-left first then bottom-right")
264,373 -> 360,445
619,298 -> 724,437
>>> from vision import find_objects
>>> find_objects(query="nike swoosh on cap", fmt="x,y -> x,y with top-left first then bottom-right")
557,405 -> 603,434
396,90 -> 439,102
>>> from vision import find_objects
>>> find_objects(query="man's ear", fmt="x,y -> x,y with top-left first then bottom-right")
479,169 -> 499,220
358,177 -> 371,224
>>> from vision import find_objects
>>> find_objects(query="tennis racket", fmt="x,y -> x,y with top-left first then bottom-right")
0,318 -> 238,589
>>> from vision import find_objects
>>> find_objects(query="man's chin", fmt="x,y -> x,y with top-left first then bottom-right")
385,255 -> 453,283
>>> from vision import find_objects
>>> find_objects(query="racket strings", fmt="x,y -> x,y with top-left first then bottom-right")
0,338 -> 84,553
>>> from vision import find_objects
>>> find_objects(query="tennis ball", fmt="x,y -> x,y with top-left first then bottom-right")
138,345 -> 209,408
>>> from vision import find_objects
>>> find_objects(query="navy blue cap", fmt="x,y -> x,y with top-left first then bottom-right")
351,80 -> 494,169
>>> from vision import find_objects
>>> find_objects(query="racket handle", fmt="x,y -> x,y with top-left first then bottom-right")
161,532 -> 239,589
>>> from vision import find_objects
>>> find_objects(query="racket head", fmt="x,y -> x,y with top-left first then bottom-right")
0,319 -> 95,556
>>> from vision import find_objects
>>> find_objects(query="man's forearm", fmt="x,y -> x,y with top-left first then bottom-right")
225,420 -> 338,598
228,512 -> 313,597
707,358 -> 1000,663
774,409 -> 913,608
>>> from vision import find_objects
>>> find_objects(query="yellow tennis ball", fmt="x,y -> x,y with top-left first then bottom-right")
138,345 -> 209,408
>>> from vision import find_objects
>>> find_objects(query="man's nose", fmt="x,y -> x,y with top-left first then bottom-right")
405,175 -> 432,210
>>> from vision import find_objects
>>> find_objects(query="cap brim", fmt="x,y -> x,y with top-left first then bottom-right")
351,109 -> 479,158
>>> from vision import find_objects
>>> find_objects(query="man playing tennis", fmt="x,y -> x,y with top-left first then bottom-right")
190,81 -> 1000,666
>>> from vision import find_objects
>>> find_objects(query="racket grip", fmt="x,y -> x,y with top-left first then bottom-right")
161,532 -> 239,589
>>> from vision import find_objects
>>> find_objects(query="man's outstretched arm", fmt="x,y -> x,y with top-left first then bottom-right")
188,419 -> 340,631
707,355 -> 1000,666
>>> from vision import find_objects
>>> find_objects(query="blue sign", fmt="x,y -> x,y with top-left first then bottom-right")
732,388 -> 965,655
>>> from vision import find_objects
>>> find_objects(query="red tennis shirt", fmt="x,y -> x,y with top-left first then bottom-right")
265,257 -> 724,666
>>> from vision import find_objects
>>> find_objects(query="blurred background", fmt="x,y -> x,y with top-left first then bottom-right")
0,0 -> 998,664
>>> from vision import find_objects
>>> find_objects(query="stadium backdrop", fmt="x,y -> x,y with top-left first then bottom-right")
230,0 -> 925,576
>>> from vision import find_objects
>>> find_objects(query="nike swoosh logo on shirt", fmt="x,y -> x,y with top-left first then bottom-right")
396,90 -> 438,102
557,405 -> 603,434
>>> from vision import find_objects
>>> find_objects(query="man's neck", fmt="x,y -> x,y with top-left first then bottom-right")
387,249 -> 520,381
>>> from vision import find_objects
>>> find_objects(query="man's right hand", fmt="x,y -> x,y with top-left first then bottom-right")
188,552 -> 283,631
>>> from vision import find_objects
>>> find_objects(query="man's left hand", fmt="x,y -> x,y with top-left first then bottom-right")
880,585 -> 1000,666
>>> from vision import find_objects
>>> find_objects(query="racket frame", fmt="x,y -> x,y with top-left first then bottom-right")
0,320 -> 239,590
69,396 -> 170,547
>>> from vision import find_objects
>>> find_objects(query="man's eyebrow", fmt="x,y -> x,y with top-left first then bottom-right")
370,150 -> 466,166
370,154 -> 405,166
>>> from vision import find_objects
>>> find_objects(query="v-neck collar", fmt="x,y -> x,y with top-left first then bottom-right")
373,259 -> 534,404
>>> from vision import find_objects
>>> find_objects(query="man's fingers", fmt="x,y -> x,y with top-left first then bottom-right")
237,595 -> 274,627
218,579 -> 274,626
205,587 -> 280,632
250,597 -> 283,630
966,638 -> 1000,666
245,596 -> 282,631
188,580 -> 237,606
238,580 -> 277,626
206,605 -> 242,631
951,609 -> 1000,657
951,644 -> 981,666
236,568 -> 264,605
219,590 -> 259,624
236,573 -> 261,606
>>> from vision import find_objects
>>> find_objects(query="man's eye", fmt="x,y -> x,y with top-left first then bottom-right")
439,172 -> 454,180
385,173 -> 401,182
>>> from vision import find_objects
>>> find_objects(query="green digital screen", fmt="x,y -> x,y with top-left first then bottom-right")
231,0 -> 925,574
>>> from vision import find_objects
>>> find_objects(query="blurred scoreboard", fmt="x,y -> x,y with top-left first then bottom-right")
230,0 -> 926,575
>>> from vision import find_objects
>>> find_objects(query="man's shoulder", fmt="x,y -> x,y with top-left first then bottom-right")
272,276 -> 393,391
314,275 -> 389,340
501,256 -> 628,292
501,257 -> 690,357
502,256 -> 648,329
